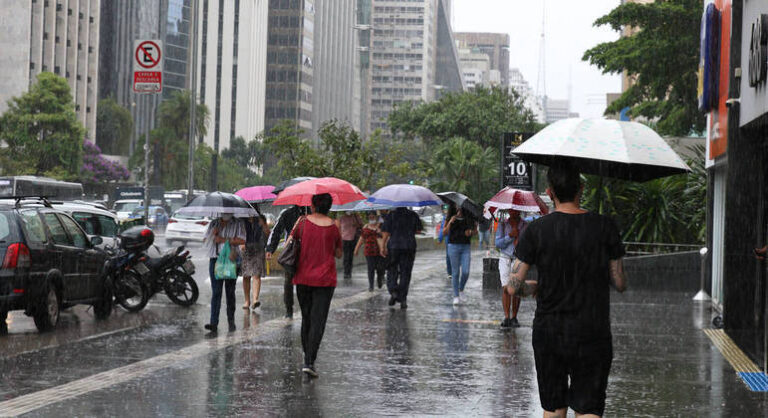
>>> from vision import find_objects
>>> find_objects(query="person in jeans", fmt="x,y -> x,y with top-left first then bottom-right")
204,215 -> 246,333
291,193 -> 342,378
266,205 -> 305,318
444,208 -> 477,305
381,207 -> 423,309
496,210 -> 527,328
438,204 -> 454,280
336,212 -> 362,279
354,212 -> 386,291
506,163 -> 626,417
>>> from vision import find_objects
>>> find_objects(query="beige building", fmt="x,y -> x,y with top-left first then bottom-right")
453,32 -> 510,86
0,0 -> 101,138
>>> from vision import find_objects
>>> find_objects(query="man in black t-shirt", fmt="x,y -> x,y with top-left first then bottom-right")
505,163 -> 626,418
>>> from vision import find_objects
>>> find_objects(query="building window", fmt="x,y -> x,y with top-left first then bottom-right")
89,16 -> 94,24
42,65 -> 47,71
76,74 -> 81,80
68,8 -> 72,15
88,46 -> 93,53
30,62 -> 35,70
78,43 -> 82,50
66,71 -> 70,77
67,39 -> 71,47
43,32 -> 48,40
54,66 -> 60,74
56,3 -> 62,11
86,107 -> 91,113
44,0 -> 48,6
87,76 -> 91,83
79,12 -> 84,19
55,35 -> 60,43
75,105 -> 80,111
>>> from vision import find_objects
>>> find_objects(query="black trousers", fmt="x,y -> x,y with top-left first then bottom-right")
386,249 -> 416,303
342,240 -> 356,277
209,258 -> 236,327
365,256 -> 385,288
296,285 -> 335,366
284,269 -> 294,312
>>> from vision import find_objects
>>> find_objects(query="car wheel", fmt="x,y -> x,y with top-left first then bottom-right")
33,283 -> 60,332
0,310 -> 8,335
92,283 -> 113,320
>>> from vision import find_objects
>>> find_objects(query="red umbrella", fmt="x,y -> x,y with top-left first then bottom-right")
235,185 -> 277,203
273,177 -> 366,206
484,187 -> 549,215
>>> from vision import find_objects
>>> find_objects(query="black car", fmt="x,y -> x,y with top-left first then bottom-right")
0,198 -> 111,334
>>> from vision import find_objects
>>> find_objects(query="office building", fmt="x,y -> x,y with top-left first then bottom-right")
508,68 -> 544,123
545,97 -> 573,123
367,0 -> 462,134
1,0 -> 101,138
162,0 -> 194,100
264,0 -> 315,136
312,0 -> 360,134
458,46 -> 501,89
453,32 -> 509,87
196,0 -> 268,153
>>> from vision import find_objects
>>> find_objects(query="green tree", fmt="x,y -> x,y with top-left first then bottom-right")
222,135 -> 270,170
95,98 -> 133,155
388,85 -> 540,148
428,137 -> 499,203
582,0 -> 704,136
0,72 -> 85,179
194,143 -> 257,192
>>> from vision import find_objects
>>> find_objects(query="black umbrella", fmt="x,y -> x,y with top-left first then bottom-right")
437,192 -> 484,220
272,176 -> 317,195
176,192 -> 258,218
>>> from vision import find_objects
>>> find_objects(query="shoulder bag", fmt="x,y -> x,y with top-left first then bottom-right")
277,216 -> 305,275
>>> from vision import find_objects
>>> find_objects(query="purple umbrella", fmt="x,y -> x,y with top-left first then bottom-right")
368,184 -> 441,207
235,185 -> 277,203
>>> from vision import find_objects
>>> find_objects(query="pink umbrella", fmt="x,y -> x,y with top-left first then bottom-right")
273,177 -> 366,206
484,187 -> 549,215
235,185 -> 277,203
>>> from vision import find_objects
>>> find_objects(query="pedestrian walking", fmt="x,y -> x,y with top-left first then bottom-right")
337,212 -> 362,279
266,205 -> 306,318
291,193 -> 342,378
354,212 -> 386,291
444,208 -> 477,305
496,210 -> 527,328
478,217 -> 492,251
204,215 -> 246,333
438,205 -> 453,280
381,207 -> 423,309
242,214 -> 269,310
505,163 -> 626,417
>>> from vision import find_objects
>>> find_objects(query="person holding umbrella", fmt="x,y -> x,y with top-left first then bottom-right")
204,214 -> 246,333
496,210 -> 527,328
443,207 -> 477,305
266,205 -> 306,319
336,211 -> 362,279
505,163 -> 626,417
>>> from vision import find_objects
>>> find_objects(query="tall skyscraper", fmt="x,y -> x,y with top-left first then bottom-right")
162,0 -> 194,100
196,0 -> 268,153
1,0 -> 101,138
453,32 -> 510,87
366,0 -> 462,135
264,0 -> 315,136
312,0 -> 360,135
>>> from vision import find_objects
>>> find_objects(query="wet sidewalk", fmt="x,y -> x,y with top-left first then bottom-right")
2,250 -> 768,416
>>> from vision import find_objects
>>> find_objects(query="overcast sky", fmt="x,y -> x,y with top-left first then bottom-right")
452,0 -> 622,118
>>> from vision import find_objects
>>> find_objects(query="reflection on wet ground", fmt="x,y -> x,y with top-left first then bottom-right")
2,249 -> 767,416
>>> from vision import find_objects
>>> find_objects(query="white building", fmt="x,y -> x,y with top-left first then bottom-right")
195,0 -> 268,153
545,98 -> 572,124
508,68 -> 545,123
457,46 -> 491,89
0,0 -> 101,138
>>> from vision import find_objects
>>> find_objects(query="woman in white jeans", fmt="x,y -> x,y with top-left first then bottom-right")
495,210 -> 527,328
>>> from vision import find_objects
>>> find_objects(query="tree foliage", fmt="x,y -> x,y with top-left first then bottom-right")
428,137 -> 499,204
194,143 -> 259,193
582,0 -> 704,136
81,140 -> 131,183
0,72 -> 85,179
96,98 -> 133,155
387,85 -> 541,148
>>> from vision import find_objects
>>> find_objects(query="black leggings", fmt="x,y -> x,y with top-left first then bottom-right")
296,285 -> 335,366
366,256 -> 385,288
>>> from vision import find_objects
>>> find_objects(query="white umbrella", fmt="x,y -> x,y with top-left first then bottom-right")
512,118 -> 691,182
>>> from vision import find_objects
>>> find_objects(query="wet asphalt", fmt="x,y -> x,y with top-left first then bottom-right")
1,244 -> 767,417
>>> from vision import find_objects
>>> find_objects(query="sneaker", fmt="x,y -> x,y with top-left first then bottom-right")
500,318 -> 512,329
447,275 -> 452,280
228,323 -> 236,332
388,295 -> 398,306
452,297 -> 460,305
509,317 -> 520,328
400,301 -> 408,309
302,364 -> 319,378
369,287 -> 374,292
204,324 -> 217,333
459,291 -> 467,303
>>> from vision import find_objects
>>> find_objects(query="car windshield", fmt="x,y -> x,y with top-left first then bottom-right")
115,202 -> 141,212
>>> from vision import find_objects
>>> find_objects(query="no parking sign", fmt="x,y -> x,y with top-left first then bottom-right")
133,40 -> 163,93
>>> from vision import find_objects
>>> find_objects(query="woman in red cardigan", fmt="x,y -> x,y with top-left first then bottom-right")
290,193 -> 342,378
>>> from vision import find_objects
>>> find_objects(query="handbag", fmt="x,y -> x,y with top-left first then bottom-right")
214,241 -> 238,280
277,216 -> 304,274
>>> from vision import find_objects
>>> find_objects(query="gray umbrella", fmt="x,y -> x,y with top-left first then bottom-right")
176,192 -> 258,218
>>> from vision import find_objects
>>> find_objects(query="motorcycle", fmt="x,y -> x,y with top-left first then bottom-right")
137,245 -> 199,307
103,244 -> 151,313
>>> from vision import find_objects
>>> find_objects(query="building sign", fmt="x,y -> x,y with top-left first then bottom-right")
133,40 -> 163,93
698,3 -> 720,112
707,0 -> 731,160
502,132 -> 533,190
749,14 -> 768,87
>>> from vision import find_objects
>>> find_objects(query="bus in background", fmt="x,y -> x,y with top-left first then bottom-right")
0,176 -> 84,200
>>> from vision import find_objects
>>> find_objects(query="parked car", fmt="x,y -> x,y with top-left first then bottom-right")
113,199 -> 143,222
0,197 -> 111,334
165,212 -> 210,245
52,202 -> 119,248
127,206 -> 169,233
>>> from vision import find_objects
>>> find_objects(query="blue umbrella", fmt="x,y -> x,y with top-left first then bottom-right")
368,184 -> 441,207
331,200 -> 392,212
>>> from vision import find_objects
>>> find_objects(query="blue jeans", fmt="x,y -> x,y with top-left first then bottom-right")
478,230 -> 491,249
448,243 -> 471,297
445,244 -> 452,276
209,258 -> 236,327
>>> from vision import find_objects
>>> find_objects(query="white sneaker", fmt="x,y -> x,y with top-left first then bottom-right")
452,297 -> 460,305
460,291 -> 467,303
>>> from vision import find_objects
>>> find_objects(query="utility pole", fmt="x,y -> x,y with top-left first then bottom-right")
144,95 -> 154,224
188,0 -> 199,201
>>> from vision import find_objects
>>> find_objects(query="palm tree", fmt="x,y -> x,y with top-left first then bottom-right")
430,137 -> 498,202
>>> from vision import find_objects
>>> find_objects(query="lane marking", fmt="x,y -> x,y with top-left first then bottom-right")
0,256 -> 446,416
703,328 -> 768,392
